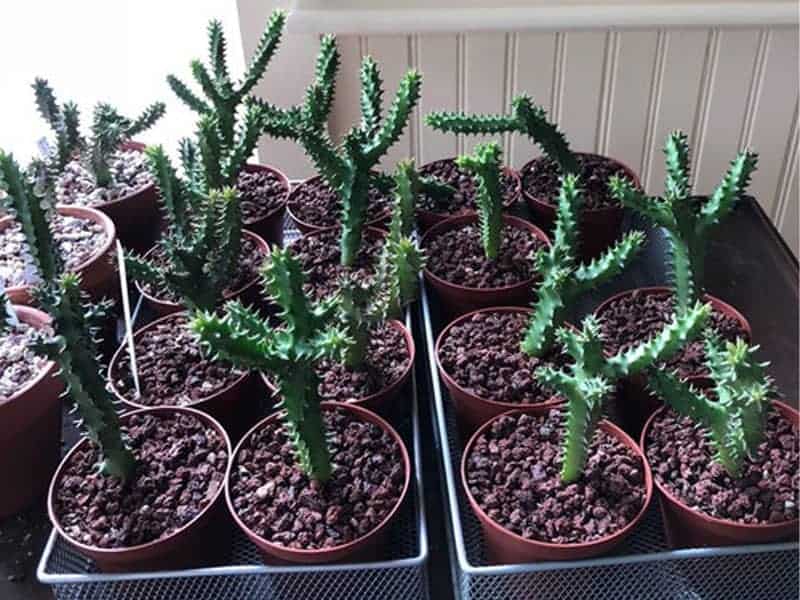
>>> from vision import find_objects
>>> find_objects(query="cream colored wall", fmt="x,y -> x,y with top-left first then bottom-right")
238,2 -> 799,256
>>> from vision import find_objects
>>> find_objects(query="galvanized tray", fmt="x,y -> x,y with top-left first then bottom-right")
418,207 -> 799,600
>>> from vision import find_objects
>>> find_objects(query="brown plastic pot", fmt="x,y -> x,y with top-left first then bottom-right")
641,400 -> 799,548
520,152 -> 640,261
1,205 -> 116,306
260,319 -> 415,421
416,158 -> 522,233
227,401 -> 411,564
594,286 -> 751,437
0,306 -> 64,517
134,229 -> 271,318
286,174 -> 391,235
421,214 -> 550,320
47,406 -> 231,572
240,163 -> 290,247
462,406 -> 653,564
435,306 -> 567,432
108,311 -> 255,438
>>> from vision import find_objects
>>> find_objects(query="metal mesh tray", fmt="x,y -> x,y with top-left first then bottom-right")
419,278 -> 799,600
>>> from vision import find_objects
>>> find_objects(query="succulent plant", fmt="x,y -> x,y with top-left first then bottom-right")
167,11 -> 287,190
609,131 -> 758,314
426,93 -> 578,175
33,78 -> 165,186
648,333 -> 775,477
258,36 -> 422,266
191,247 -> 349,482
536,302 -> 711,483
521,173 -> 645,357
124,146 -> 241,312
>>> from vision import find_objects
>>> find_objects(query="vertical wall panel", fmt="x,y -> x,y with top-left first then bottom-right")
559,31 -> 606,153
417,34 -> 459,164
463,32 -> 508,154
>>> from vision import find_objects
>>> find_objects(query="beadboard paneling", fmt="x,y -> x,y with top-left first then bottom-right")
417,34 -> 459,163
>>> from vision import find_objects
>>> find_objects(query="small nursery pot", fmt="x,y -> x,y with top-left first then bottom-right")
416,158 -> 522,233
47,406 -> 231,572
594,286 -> 751,436
421,214 -> 550,319
227,401 -> 411,564
641,400 -> 799,548
1,205 -> 116,306
108,311 -> 254,436
435,306 -> 566,432
462,406 -> 653,564
240,163 -> 290,247
0,306 -> 64,517
260,319 -> 415,420
520,152 -> 640,260
286,174 -> 391,235
135,229 -> 271,318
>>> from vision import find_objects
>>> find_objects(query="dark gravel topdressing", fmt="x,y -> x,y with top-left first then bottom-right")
425,223 -> 544,288
53,411 -> 228,549
0,214 -> 108,289
438,310 -> 569,405
56,150 -> 152,206
230,407 -> 405,550
418,158 -> 519,214
646,407 -> 799,525
0,321 -> 50,401
111,314 -> 244,407
237,168 -> 288,223
288,228 -> 385,302
465,410 -> 646,544
522,153 -> 631,210
289,177 -> 392,228
596,289 -> 747,379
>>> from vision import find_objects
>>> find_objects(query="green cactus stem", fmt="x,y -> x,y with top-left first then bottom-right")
520,173 -> 645,358
648,333 -> 774,477
258,36 -> 422,266
191,247 -> 349,482
537,302 -> 711,483
609,131 -> 758,313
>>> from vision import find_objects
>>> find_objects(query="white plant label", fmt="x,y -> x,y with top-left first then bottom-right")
0,280 -> 19,327
116,241 -> 141,399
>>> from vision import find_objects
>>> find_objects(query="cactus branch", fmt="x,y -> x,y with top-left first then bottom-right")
456,142 -> 504,260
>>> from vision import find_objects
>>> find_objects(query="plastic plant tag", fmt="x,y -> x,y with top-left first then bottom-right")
116,241 -> 141,399
0,280 -> 19,327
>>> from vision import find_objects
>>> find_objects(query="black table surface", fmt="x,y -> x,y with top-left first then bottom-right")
1,197 -> 796,600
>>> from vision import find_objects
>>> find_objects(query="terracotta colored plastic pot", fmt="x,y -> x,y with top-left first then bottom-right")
227,401 -> 410,564
260,319 -> 415,421
416,158 -> 522,233
594,286 -> 751,437
641,400 -> 798,548
108,311 -> 255,438
435,307 -> 567,432
240,163 -> 290,247
93,141 -> 161,254
47,406 -> 231,572
286,174 -> 391,235
520,152 -> 640,261
421,214 -> 550,320
1,205 -> 116,306
462,406 -> 653,564
0,306 -> 64,517
135,229 -> 271,318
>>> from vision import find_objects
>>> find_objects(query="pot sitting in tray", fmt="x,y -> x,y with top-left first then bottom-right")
643,334 -> 799,548
192,247 -> 410,563
461,304 -> 710,564
422,143 -> 550,319
436,174 -> 645,431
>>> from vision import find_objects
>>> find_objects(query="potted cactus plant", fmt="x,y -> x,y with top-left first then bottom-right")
421,141 -> 550,318
643,334 -> 798,547
461,303 -> 709,564
436,173 -> 645,430
33,78 -> 165,252
191,247 -> 410,564
596,131 -> 757,432
167,10 -> 290,246
426,94 -> 640,259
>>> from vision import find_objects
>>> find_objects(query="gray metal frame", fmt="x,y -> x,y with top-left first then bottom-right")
419,282 -> 799,600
